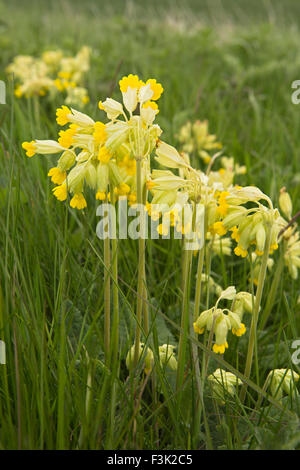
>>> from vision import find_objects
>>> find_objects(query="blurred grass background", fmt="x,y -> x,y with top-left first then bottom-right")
0,0 -> 300,450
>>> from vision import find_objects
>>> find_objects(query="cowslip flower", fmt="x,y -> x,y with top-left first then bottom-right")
208,368 -> 242,405
193,287 -> 246,354
126,343 -> 154,375
266,369 -> 299,400
7,46 -> 90,106
220,187 -> 280,258
158,344 -> 177,371
177,120 -> 222,165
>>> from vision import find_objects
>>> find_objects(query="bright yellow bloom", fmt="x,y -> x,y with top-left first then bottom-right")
96,191 -> 110,201
96,190 -> 106,201
58,125 -> 78,148
232,323 -> 246,337
56,105 -> 71,126
22,141 -> 36,157
213,342 -> 228,355
158,223 -> 169,236
70,193 -> 87,209
118,154 -> 136,175
269,243 -> 278,254
14,86 -> 23,98
52,184 -> 67,201
98,146 -> 112,163
54,79 -> 64,91
93,121 -> 107,144
128,192 -> 137,205
143,100 -> 159,111
212,221 -> 227,236
193,323 -> 204,335
119,74 -> 141,92
230,226 -> 240,242
115,182 -> 130,196
255,249 -> 264,256
217,191 -> 230,216
234,246 -> 248,258
48,167 -> 66,185
146,79 -> 163,100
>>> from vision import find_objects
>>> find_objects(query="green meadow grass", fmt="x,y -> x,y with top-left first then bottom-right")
0,0 -> 300,450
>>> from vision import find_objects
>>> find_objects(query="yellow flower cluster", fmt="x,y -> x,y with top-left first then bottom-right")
126,342 -> 177,374
7,46 -> 90,107
193,287 -> 247,354
177,120 -> 222,164
22,74 -> 164,209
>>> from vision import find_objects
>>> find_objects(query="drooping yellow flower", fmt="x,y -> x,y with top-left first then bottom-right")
96,191 -> 110,201
234,246 -> 248,258
230,226 -> 240,242
217,191 -> 230,216
128,192 -> 137,205
212,342 -> 228,354
52,184 -> 67,201
232,323 -> 246,336
193,323 -> 204,335
212,221 -> 227,236
48,167 -> 66,185
98,146 -> 112,163
22,141 -> 36,157
93,121 -> 107,144
114,182 -> 130,196
56,105 -> 71,126
70,193 -> 87,209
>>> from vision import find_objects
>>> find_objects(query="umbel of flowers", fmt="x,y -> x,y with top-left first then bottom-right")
22,75 -> 162,210
193,286 -> 248,354
7,46 -> 90,107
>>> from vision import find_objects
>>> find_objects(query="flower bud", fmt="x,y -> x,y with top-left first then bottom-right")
279,187 -> 292,220
267,369 -> 299,400
158,344 -> 177,370
208,369 -> 242,405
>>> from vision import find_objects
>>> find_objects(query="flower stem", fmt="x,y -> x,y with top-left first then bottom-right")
104,200 -> 111,364
240,224 -> 272,402
110,189 -> 119,367
176,240 -> 193,393
134,158 -> 145,367
191,210 -> 206,443
259,247 -> 284,330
